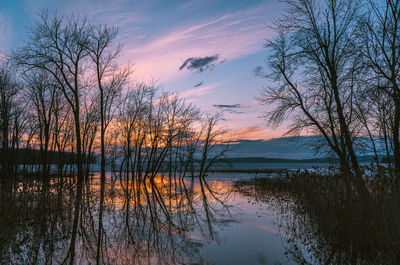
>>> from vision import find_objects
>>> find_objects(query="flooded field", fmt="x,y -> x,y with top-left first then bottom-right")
0,173 -> 299,265
1,172 -> 397,264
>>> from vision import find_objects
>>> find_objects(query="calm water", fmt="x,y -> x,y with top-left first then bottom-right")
0,172 -> 302,265
3,171 -> 386,264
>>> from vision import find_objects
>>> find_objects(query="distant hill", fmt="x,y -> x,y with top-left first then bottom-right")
0,148 -> 97,164
213,156 -> 335,163
215,136 -> 386,160
215,136 -> 320,159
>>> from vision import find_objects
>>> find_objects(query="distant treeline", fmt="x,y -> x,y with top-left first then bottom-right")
212,157 -> 334,164
210,156 -> 386,164
0,148 -> 97,165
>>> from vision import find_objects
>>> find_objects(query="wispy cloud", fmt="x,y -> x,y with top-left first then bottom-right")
232,126 -> 270,140
20,1 -> 274,83
0,13 -> 11,53
180,82 -> 221,99
122,4 -> 273,82
243,99 -> 260,107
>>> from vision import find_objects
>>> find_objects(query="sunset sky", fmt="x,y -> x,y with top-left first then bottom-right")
0,0 -> 289,140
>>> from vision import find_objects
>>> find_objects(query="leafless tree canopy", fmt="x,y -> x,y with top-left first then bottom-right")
0,10 -> 229,265
259,0 -> 400,194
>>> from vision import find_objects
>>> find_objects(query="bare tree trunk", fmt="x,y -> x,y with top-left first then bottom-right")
393,99 -> 400,175
96,86 -> 106,265
68,106 -> 84,265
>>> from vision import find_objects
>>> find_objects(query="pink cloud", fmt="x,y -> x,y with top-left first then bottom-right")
179,82 -> 222,99
122,5 -> 275,82
21,1 -> 277,83
231,126 -> 270,140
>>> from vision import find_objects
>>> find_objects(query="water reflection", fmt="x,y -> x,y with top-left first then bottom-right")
0,174 -> 232,265
234,177 -> 400,265
6,172 -> 388,265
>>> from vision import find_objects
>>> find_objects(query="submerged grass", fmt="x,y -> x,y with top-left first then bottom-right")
234,170 -> 400,264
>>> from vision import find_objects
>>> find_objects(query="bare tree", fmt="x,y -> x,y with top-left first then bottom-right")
360,0 -> 400,175
13,11 -> 94,264
86,24 -> 128,184
14,10 -> 93,182
0,62 -> 21,175
259,0 -> 368,196
22,69 -> 59,180
52,90 -> 73,176
80,89 -> 99,176
84,24 -> 129,264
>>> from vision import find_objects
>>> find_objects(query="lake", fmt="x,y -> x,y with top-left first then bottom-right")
1,171 -> 390,264
0,172 -> 304,265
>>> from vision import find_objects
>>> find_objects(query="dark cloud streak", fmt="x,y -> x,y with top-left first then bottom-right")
213,104 -> 244,114
179,54 -> 223,72
213,104 -> 241,109
193,81 -> 204,87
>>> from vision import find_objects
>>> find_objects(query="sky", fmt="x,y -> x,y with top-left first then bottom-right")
0,0 -> 289,140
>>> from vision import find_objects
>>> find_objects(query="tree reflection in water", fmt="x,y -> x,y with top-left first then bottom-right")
235,173 -> 400,265
0,173 -> 231,265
